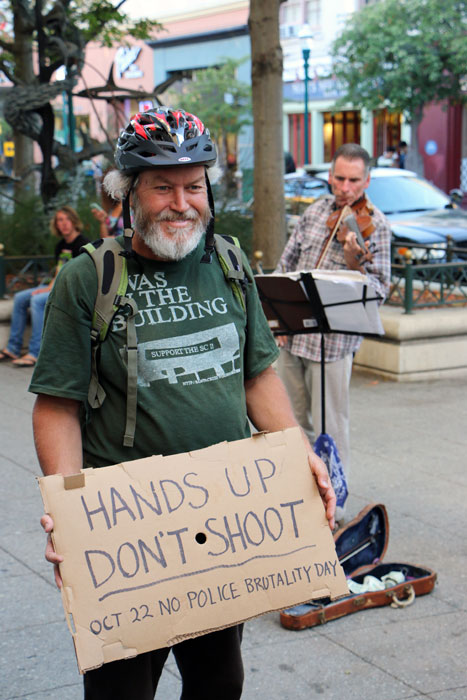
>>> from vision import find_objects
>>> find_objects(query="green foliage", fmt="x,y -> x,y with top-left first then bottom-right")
70,0 -> 161,47
332,0 -> 467,120
215,209 -> 253,260
0,194 -> 53,256
166,58 -> 252,141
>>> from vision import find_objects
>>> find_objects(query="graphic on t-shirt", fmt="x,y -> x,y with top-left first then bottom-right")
136,323 -> 241,386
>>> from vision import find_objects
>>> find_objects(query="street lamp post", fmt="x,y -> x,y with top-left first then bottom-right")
299,25 -> 313,166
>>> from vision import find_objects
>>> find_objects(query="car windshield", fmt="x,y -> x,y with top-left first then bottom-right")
366,176 -> 450,215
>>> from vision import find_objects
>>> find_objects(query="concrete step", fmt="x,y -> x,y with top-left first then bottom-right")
0,297 -> 31,352
354,305 -> 467,381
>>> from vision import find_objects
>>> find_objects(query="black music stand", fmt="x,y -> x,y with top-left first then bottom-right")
255,270 -> 384,435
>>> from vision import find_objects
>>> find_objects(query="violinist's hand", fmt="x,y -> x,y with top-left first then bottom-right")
342,231 -> 373,270
40,513 -> 63,589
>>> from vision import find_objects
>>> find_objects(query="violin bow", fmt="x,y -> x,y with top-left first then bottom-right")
315,204 -> 352,269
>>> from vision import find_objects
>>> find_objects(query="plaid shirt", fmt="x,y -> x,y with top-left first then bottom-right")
276,195 -> 391,362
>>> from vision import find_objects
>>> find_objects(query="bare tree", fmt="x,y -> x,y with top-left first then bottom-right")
0,0 -> 160,204
249,0 -> 286,270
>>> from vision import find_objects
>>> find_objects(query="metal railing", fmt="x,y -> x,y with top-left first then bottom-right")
0,248 -> 55,298
2,244 -> 467,317
388,242 -> 467,313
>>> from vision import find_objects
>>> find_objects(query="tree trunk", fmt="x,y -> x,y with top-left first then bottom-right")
405,107 -> 425,177
12,5 -> 36,199
13,133 -> 35,199
249,0 -> 286,270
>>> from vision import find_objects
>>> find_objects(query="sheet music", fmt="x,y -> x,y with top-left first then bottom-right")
255,269 -> 384,336
312,276 -> 384,335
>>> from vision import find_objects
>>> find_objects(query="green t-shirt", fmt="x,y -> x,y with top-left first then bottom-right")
29,237 -> 279,468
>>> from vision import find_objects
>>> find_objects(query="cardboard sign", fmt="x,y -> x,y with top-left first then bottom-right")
38,428 -> 348,673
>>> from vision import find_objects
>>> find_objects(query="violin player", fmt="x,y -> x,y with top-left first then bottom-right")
275,143 -> 391,526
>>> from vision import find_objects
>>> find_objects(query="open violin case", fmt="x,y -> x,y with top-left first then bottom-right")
280,503 -> 437,630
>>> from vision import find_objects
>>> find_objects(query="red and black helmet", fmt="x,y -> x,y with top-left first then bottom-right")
115,107 -> 217,173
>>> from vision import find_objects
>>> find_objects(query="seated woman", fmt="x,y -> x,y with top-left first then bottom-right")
0,206 -> 89,367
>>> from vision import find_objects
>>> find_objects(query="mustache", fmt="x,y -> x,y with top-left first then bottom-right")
155,209 -> 200,222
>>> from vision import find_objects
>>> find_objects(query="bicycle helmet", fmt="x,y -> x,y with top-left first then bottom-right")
115,107 -> 217,174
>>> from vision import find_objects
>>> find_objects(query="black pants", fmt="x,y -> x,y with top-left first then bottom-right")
83,624 -> 244,700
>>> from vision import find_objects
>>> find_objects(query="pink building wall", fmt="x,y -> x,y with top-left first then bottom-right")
418,102 -> 463,194
70,38 -> 156,142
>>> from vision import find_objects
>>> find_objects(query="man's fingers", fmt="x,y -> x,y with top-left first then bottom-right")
53,565 -> 63,589
43,522 -> 63,588
40,513 -> 54,533
308,453 -> 336,531
45,534 -> 63,564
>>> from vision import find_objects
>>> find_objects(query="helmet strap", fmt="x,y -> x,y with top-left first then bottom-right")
200,172 -> 216,264
121,179 -> 136,259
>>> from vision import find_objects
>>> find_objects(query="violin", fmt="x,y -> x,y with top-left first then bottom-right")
316,196 -> 375,269
326,196 -> 375,242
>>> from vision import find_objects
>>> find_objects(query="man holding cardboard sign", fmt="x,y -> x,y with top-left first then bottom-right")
30,108 -> 336,700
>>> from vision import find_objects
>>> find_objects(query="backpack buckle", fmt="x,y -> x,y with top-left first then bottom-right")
90,328 -> 100,346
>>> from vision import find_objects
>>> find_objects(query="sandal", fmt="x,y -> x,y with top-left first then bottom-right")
12,354 -> 37,367
0,349 -> 19,362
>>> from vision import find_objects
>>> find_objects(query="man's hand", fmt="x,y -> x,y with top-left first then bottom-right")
244,366 -> 336,530
342,231 -> 372,270
307,449 -> 336,531
40,513 -> 63,589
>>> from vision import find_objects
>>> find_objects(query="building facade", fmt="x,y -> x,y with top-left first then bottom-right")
280,0 -> 465,196
280,0 -> 409,168
1,0 -> 465,198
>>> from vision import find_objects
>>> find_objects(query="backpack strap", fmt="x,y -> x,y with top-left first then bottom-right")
82,239 -> 138,447
213,234 -> 252,312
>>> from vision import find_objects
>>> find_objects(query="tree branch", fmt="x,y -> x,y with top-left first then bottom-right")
0,60 -> 20,85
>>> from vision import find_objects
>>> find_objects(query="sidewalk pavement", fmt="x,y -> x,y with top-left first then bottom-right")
1,361 -> 466,700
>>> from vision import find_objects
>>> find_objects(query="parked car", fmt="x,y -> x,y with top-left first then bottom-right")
290,167 -> 467,260
366,169 -> 467,259
284,171 -> 330,216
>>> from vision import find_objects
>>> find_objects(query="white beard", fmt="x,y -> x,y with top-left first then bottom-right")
132,197 -> 211,261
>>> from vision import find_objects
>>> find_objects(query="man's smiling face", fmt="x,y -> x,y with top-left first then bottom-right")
132,166 -> 211,261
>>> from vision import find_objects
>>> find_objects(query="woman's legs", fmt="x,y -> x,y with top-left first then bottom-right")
5,287 -> 40,357
28,290 -> 50,358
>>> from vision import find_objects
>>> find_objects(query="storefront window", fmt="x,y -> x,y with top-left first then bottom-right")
323,111 -> 361,161
373,109 -> 401,160
288,113 -> 313,167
